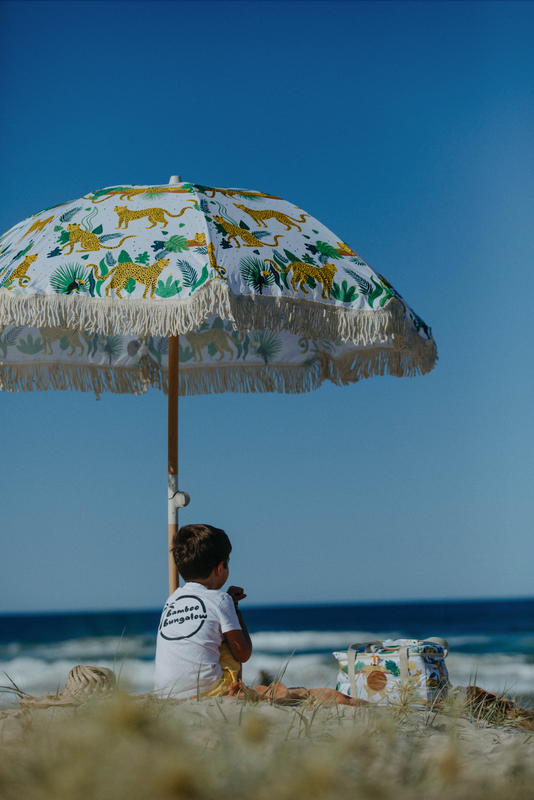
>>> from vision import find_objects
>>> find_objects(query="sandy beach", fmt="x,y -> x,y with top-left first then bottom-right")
1,688 -> 533,799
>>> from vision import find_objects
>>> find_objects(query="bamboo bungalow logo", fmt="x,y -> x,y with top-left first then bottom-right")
159,595 -> 208,640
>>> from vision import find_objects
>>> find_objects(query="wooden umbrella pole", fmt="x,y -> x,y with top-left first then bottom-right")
166,176 -> 190,597
168,334 -> 180,595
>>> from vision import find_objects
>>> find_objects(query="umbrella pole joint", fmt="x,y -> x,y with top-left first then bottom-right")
168,477 -> 190,520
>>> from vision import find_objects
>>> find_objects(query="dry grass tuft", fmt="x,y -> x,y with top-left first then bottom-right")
462,686 -> 534,730
0,692 -> 533,800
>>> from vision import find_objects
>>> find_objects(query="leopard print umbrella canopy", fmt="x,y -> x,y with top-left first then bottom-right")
0,182 -> 436,395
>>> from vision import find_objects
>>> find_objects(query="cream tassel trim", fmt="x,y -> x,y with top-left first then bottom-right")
0,357 -> 160,399
0,347 -> 436,397
169,347 -> 436,396
0,281 -> 436,356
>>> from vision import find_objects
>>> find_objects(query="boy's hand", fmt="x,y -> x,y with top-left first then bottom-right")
227,586 -> 246,606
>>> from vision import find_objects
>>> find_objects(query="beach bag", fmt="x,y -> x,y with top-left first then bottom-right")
333,638 -> 450,708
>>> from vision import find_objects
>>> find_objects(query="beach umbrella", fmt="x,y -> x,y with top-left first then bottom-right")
0,177 -> 437,592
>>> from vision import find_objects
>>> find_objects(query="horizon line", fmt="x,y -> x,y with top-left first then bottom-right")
1,594 -> 533,617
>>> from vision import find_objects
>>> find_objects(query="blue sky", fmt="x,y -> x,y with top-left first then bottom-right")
1,0 -> 533,612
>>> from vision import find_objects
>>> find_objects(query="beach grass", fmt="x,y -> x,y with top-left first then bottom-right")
0,690 -> 533,800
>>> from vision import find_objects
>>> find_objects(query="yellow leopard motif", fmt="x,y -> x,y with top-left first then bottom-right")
62,224 -> 135,254
40,327 -> 86,356
336,241 -> 356,257
201,187 -> 282,200
0,253 -> 38,288
234,204 -> 309,232
17,216 -> 54,243
212,216 -> 283,249
187,232 -> 206,247
114,202 -> 197,230
266,258 -> 337,300
186,233 -> 227,280
207,243 -> 227,280
184,329 -> 244,362
89,187 -> 193,204
89,257 -> 170,299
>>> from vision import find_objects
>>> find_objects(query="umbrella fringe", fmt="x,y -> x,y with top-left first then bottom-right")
0,282 -> 436,361
0,345 -> 434,397
165,348 -> 435,396
0,360 -> 156,399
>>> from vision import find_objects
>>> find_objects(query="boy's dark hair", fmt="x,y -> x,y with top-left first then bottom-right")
171,524 -> 232,581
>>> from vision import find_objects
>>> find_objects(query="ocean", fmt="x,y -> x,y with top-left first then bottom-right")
1,598 -> 533,704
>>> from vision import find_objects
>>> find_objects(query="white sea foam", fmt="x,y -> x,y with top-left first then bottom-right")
444,635 -> 494,647
243,652 -> 340,690
445,653 -> 534,696
249,631 -> 385,652
1,630 -> 532,704
249,631 -> 499,652
0,636 -> 155,661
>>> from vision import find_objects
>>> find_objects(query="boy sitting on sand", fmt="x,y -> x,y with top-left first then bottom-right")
154,524 -> 364,705
154,524 -> 251,699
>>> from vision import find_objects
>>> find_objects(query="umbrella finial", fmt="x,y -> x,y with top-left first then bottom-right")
169,175 -> 182,184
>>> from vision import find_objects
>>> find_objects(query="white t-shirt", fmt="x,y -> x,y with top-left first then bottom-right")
154,582 -> 241,699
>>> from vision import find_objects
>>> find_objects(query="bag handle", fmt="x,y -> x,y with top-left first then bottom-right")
346,638 -> 449,698
423,637 -> 449,657
348,640 -> 384,654
396,640 -> 450,688
348,638 -> 449,657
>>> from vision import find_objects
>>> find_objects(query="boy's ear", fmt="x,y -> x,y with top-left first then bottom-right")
214,561 -> 225,577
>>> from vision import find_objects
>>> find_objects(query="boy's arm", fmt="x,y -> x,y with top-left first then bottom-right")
225,610 -> 252,663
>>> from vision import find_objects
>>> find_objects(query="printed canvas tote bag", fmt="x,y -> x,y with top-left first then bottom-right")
333,638 -> 450,707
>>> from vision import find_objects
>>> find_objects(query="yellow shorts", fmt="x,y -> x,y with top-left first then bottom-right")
201,641 -> 241,698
